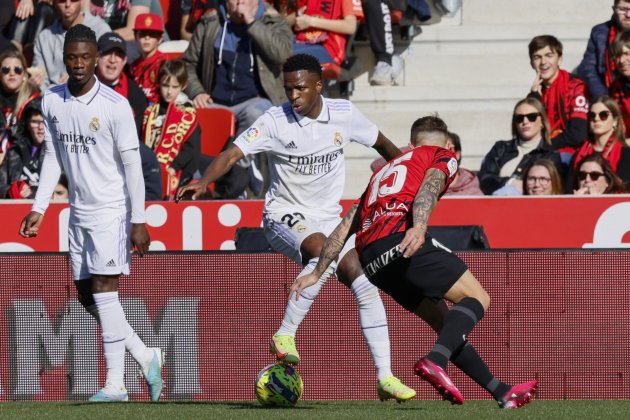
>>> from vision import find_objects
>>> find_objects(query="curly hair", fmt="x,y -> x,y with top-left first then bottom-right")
282,54 -> 322,78
64,24 -> 97,50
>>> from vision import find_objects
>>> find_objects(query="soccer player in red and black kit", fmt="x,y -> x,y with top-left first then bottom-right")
291,115 -> 538,409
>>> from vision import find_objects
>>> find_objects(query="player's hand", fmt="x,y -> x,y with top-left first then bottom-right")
289,273 -> 319,301
531,71 -> 543,95
130,223 -> 150,256
176,181 -> 207,201
193,93 -> 213,108
19,211 -> 43,238
399,226 -> 425,258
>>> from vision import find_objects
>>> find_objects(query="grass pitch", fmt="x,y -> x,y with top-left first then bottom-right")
1,400 -> 629,420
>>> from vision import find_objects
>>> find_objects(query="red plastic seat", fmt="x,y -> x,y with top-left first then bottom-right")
195,107 -> 236,157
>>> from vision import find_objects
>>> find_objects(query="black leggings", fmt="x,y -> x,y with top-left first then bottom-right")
361,0 -> 394,65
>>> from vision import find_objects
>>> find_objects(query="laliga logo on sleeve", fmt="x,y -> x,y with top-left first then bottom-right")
244,127 -> 260,143
447,157 -> 458,177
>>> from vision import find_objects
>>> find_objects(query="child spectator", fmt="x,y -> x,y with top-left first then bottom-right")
130,13 -> 166,103
142,59 -> 200,200
3,98 -> 44,198
290,0 -> 362,65
523,159 -> 564,195
573,153 -> 626,194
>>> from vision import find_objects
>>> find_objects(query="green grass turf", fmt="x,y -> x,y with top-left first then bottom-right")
1,401 -> 630,420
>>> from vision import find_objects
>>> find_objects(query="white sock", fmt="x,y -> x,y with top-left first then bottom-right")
93,292 -> 128,388
124,329 -> 153,368
351,275 -> 392,381
87,303 -> 153,368
276,258 -> 336,336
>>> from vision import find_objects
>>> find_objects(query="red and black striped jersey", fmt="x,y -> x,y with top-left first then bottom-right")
355,145 -> 458,253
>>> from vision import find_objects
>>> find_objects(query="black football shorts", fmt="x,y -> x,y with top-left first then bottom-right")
359,231 -> 468,312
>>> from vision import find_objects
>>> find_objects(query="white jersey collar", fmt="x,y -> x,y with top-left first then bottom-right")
292,95 -> 331,127
63,77 -> 101,105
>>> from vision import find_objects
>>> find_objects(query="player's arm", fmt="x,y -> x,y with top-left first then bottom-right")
372,131 -> 402,161
176,145 -> 245,201
289,205 -> 360,299
399,168 -> 446,258
20,110 -> 62,238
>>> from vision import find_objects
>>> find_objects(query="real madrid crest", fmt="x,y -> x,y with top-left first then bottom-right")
334,132 -> 343,147
89,117 -> 100,132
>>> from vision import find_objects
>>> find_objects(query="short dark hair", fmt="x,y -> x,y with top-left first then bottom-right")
158,60 -> 188,86
410,115 -> 448,141
528,35 -> 563,59
64,24 -> 97,50
447,131 -> 461,153
283,54 -> 322,78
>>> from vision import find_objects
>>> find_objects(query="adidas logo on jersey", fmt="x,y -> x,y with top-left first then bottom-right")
51,116 -> 59,123
285,141 -> 297,149
105,259 -> 116,267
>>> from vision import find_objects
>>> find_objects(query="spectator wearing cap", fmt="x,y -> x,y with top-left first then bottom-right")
96,31 -> 148,132
130,13 -> 166,103
31,0 -> 111,91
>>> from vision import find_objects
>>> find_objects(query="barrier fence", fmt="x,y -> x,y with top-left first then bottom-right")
0,251 -> 629,401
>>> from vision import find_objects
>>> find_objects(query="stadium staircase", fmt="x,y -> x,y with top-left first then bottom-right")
342,0 -> 612,198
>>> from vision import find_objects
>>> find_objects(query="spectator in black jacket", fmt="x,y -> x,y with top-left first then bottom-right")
578,0 -> 630,99
479,97 -> 563,195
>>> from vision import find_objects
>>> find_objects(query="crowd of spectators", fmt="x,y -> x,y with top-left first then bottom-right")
0,0 -> 629,200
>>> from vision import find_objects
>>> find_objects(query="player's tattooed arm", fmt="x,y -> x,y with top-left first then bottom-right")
400,168 -> 446,258
312,205 -> 359,276
413,168 -> 446,231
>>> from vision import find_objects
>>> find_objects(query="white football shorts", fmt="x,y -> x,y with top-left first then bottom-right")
263,209 -> 356,266
69,212 -> 131,281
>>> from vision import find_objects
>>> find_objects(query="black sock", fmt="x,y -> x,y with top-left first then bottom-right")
427,297 -> 485,369
451,341 -> 511,400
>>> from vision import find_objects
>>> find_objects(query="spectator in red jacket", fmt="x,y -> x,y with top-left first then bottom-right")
130,13 -> 166,103
528,35 -> 590,164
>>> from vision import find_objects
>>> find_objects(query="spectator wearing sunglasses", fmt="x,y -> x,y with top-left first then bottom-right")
570,96 -> 630,189
32,0 -> 111,91
522,158 -> 564,196
528,35 -> 590,164
573,153 -> 626,194
609,29 -> 630,137
478,97 -> 563,196
0,49 -> 39,165
578,0 -> 630,100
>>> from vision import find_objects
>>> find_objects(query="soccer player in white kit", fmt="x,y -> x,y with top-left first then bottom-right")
19,25 -> 164,402
177,53 -> 416,401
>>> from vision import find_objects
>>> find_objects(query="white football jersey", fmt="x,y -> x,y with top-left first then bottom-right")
234,97 -> 378,218
38,80 -> 140,221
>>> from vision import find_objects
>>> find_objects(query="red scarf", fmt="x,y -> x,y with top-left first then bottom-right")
142,102 -> 198,199
541,69 -> 571,138
605,24 -> 619,89
610,77 -> 630,137
111,72 -> 129,98
131,50 -> 166,104
573,135 -> 623,171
